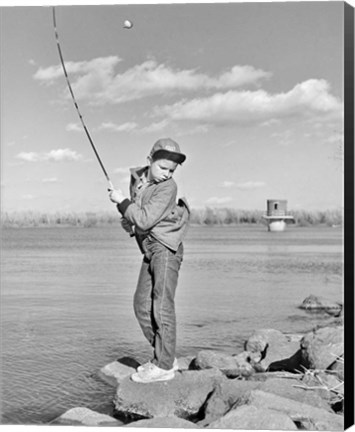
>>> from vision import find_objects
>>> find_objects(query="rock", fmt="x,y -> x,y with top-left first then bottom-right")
247,389 -> 344,430
285,333 -> 304,343
100,357 -> 193,387
114,368 -> 223,421
267,349 -> 304,373
328,354 -> 344,380
200,377 -> 261,426
245,329 -> 300,371
201,373 -> 332,426
301,371 -> 344,406
299,295 -> 343,316
248,371 -> 301,382
192,350 -> 254,377
51,407 -> 123,426
176,355 -> 195,371
207,404 -> 297,430
192,350 -> 239,377
300,325 -> 344,370
260,377 -> 333,411
99,357 -> 138,386
124,416 -> 200,428
232,351 -> 257,376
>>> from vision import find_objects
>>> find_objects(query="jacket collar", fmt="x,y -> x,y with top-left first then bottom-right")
130,166 -> 149,181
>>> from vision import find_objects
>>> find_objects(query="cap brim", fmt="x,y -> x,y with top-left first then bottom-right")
151,149 -> 186,164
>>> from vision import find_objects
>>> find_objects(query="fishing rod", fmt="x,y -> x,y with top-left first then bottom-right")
52,6 -> 114,191
52,7 -> 135,237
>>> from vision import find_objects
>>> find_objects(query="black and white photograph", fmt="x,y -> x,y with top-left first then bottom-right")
1,0 -> 354,429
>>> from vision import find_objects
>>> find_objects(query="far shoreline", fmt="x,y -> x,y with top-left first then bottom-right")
1,208 -> 343,229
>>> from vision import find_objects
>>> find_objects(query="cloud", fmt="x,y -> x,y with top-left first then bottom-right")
22,194 -> 35,200
139,120 -> 169,133
206,196 -> 233,204
176,124 -> 210,136
235,181 -> 266,190
98,122 -> 138,132
34,57 -> 270,104
216,65 -> 272,88
34,56 -> 121,87
16,152 -> 41,162
221,181 -> 235,188
271,130 -> 293,146
45,149 -> 82,161
97,119 -> 170,134
220,180 -> 266,190
66,123 -> 82,132
16,148 -> 82,162
42,177 -> 60,183
260,119 -> 281,127
157,79 -> 342,126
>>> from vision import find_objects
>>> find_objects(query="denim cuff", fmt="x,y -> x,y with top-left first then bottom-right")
117,198 -> 132,216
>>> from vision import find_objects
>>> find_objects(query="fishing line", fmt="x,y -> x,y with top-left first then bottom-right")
52,7 -> 114,191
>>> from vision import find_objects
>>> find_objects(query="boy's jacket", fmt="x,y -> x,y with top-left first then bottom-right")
117,166 -> 190,252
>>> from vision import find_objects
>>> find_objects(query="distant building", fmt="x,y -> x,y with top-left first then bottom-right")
263,199 -> 294,231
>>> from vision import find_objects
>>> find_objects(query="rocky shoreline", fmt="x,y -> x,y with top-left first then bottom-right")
51,295 -> 344,430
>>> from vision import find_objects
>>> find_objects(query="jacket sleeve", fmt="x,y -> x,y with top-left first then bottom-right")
117,179 -> 177,231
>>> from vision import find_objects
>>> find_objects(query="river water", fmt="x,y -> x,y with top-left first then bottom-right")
1,225 -> 343,424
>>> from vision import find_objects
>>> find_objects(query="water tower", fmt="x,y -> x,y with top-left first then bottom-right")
262,199 -> 294,231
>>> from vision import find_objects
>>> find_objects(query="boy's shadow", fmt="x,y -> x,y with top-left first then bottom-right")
116,356 -> 140,369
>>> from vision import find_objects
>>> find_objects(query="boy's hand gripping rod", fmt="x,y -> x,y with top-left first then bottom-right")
52,6 -> 114,191
52,7 -> 134,237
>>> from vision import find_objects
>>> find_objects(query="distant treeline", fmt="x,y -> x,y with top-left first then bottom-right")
1,208 -> 343,228
191,208 -> 343,227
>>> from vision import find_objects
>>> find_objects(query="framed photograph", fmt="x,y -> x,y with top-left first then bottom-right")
1,0 -> 353,429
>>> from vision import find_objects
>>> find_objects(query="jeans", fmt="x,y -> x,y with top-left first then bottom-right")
133,236 -> 184,370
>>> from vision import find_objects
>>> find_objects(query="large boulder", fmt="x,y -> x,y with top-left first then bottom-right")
260,377 -> 333,411
247,389 -> 344,430
245,329 -> 300,371
301,371 -> 344,408
99,358 -> 137,387
200,378 -> 260,425
328,354 -> 344,380
299,295 -> 342,316
192,350 -> 253,377
51,407 -> 123,426
300,325 -> 344,370
201,373 -> 332,426
99,356 -> 193,387
114,369 -> 223,421
207,404 -> 297,430
124,416 -> 200,428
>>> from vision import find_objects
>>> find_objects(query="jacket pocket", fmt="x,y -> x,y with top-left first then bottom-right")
178,197 -> 190,214
164,197 -> 190,223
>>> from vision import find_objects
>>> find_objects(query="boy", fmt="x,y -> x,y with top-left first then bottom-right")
109,138 -> 190,383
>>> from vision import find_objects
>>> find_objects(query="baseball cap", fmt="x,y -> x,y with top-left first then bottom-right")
150,138 -> 186,165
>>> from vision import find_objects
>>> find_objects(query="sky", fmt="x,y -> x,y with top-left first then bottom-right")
1,1 -> 346,214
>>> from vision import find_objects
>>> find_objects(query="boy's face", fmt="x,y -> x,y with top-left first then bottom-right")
148,158 -> 178,183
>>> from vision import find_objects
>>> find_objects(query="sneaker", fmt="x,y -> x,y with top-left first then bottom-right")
137,358 -> 179,373
137,361 -> 154,373
173,358 -> 179,371
131,364 -> 175,383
